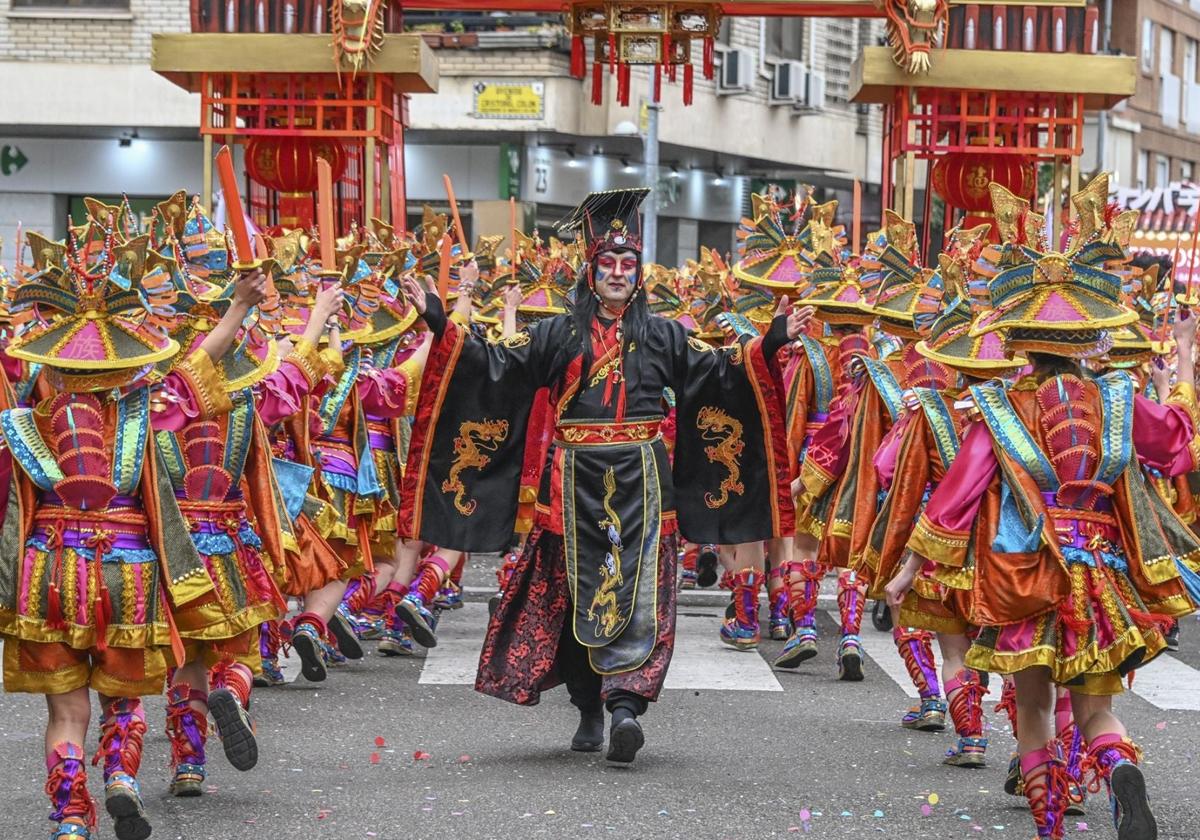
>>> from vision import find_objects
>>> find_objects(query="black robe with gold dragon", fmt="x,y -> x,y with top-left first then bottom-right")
400,296 -> 793,702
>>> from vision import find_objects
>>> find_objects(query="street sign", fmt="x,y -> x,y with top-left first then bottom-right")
0,145 -> 28,176
472,81 -> 545,120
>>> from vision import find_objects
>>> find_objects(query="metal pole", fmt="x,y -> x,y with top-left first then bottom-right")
1097,0 -> 1112,171
643,71 -> 660,265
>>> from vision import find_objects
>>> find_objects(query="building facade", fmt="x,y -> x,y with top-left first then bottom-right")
1087,0 -> 1200,189
0,0 -> 883,267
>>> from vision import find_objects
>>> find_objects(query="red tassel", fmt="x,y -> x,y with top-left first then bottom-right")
653,64 -> 662,103
617,62 -> 631,106
570,34 -> 585,79
683,62 -> 694,105
591,60 -> 604,104
92,556 -> 113,651
46,583 -> 66,631
668,62 -> 677,82
703,37 -> 715,80
608,34 -> 617,73
663,32 -> 672,63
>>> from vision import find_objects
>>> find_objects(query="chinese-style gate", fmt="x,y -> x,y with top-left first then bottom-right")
152,1 -> 1133,240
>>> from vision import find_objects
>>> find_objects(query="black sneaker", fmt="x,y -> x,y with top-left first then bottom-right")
1111,761 -> 1157,840
209,687 -> 258,772
330,609 -> 365,659
1164,620 -> 1180,652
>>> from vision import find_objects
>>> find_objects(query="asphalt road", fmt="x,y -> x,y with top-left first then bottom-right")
3,560 -> 1199,840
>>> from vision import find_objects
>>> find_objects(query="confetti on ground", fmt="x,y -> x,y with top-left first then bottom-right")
369,752 -> 381,765
375,736 -> 386,747
1076,822 -> 1090,831
1156,721 -> 1168,731
545,810 -> 556,815
920,805 -> 932,817
928,793 -> 939,805
798,808 -> 811,822
316,810 -> 332,820
458,754 -> 472,763
873,810 -> 884,818
413,751 -> 431,760
840,811 -> 852,817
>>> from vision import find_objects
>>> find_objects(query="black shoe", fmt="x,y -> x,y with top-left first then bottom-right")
292,628 -> 328,683
330,611 -> 365,660
209,687 -> 258,772
1112,762 -> 1157,840
696,546 -> 719,588
1003,752 -> 1023,797
105,778 -> 152,840
605,716 -> 645,765
571,709 -> 605,753
1165,620 -> 1180,652
870,600 -> 893,632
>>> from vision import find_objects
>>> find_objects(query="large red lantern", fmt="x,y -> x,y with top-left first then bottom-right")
245,136 -> 347,228
931,150 -> 1036,240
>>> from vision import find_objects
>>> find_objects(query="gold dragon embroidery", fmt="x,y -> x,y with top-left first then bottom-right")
587,466 -> 626,638
697,406 -> 745,509
442,419 -> 509,516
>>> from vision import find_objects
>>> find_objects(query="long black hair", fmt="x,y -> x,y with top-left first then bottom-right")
567,257 -> 651,402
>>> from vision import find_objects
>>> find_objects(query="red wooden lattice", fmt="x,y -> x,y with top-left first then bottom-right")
204,71 -> 405,228
888,88 -> 1084,160
200,72 -> 399,140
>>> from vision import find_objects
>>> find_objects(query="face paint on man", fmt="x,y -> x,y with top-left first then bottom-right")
594,248 -> 639,315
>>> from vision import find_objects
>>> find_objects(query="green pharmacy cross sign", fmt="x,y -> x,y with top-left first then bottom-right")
1,145 -> 29,176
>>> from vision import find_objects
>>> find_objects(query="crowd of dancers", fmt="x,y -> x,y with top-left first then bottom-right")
0,174 -> 1195,840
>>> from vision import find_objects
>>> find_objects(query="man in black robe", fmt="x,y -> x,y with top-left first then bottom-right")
400,189 -> 811,764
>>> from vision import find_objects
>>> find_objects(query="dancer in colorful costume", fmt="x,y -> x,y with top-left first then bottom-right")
0,209 -> 257,840
791,212 -> 919,681
401,188 -> 804,764
864,228 -> 1025,766
284,244 -> 421,680
152,197 -> 347,797
888,177 -> 1200,840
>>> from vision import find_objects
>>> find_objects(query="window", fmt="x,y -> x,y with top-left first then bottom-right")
1188,39 -> 1198,84
1162,27 -> 1176,76
1156,154 -> 1171,188
765,19 -> 805,61
1143,20 -> 1155,73
1183,161 -> 1195,182
11,0 -> 129,8
1137,151 -> 1150,189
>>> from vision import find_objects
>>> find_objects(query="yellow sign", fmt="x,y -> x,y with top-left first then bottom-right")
472,81 -> 545,120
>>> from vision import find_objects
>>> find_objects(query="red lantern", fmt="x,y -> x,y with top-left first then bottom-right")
931,150 -> 1036,242
245,136 -> 347,228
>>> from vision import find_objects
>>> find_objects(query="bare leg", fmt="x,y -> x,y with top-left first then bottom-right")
1068,691 -> 1125,745
46,688 -> 91,760
1012,667 -> 1056,756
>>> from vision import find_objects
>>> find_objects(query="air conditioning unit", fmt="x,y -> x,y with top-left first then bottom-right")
718,48 -> 754,94
770,61 -> 807,104
795,69 -> 827,111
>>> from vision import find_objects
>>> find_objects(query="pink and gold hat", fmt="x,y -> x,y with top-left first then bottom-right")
9,218 -> 179,390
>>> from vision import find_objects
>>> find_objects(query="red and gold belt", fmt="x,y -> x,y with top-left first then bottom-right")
554,418 -> 662,447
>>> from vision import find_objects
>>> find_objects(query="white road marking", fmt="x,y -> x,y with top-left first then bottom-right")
665,614 -> 783,692
419,603 -> 783,691
824,608 -> 1001,702
419,602 -> 489,685
278,650 -> 303,684
1122,652 -> 1200,711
